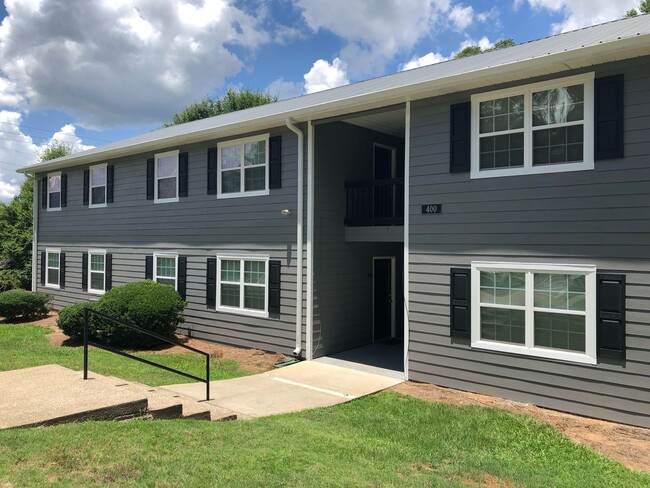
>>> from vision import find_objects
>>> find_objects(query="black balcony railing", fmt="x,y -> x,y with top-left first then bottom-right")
344,177 -> 404,226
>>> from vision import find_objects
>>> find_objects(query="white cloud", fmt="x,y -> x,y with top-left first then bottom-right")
522,0 -> 638,33
48,124 -> 95,154
400,52 -> 448,71
0,0 -> 276,127
303,58 -> 349,94
296,0 -> 452,77
449,4 -> 474,30
266,78 -> 304,100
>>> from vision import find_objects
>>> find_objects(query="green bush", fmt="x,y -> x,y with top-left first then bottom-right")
57,301 -> 96,339
93,280 -> 186,348
0,289 -> 51,321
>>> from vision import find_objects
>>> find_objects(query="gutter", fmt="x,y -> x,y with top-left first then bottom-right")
285,118 -> 304,357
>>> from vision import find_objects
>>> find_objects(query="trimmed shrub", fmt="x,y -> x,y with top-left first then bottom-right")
0,289 -> 51,321
93,280 -> 185,348
57,301 -> 97,339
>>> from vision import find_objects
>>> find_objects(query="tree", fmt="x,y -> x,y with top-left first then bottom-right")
625,0 -> 650,17
164,88 -> 279,127
454,38 -> 516,59
0,141 -> 72,291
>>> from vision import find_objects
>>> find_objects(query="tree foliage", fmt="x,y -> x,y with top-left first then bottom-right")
454,38 -> 516,59
38,140 -> 72,162
625,0 -> 650,17
164,88 -> 279,127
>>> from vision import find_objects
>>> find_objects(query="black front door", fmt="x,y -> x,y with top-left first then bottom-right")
374,258 -> 393,341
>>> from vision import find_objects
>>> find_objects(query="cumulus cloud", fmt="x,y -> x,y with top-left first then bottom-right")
266,78 -> 304,100
522,0 -> 637,33
0,0 -> 277,128
303,58 -> 349,94
449,4 -> 474,30
296,0 -> 452,77
400,52 -> 448,71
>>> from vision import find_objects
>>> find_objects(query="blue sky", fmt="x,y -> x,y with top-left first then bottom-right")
0,0 -> 640,201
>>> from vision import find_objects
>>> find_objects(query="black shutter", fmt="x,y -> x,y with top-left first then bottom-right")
450,102 -> 471,173
179,152 -> 189,198
146,158 -> 155,200
40,251 -> 46,286
450,268 -> 471,338
594,74 -> 624,160
207,147 -> 217,195
83,170 -> 89,206
268,260 -> 281,314
597,274 -> 626,360
59,252 -> 66,289
107,165 -> 114,203
81,252 -> 88,292
269,136 -> 282,189
206,258 -> 216,308
145,255 -> 153,280
60,174 -> 67,208
40,177 -> 47,209
105,253 -> 113,291
178,256 -> 187,300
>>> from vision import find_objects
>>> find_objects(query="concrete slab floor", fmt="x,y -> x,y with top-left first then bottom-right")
163,360 -> 403,418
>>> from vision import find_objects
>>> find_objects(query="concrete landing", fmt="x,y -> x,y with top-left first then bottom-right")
162,360 -> 403,418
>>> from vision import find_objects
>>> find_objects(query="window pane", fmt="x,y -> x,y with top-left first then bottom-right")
244,141 -> 265,166
157,156 -> 177,177
221,145 -> 241,169
48,253 -> 59,268
157,277 -> 175,287
244,261 -> 265,284
49,192 -> 61,208
480,307 -> 525,344
533,126 -> 583,166
534,312 -> 585,352
221,284 -> 240,307
479,271 -> 525,306
91,186 -> 106,205
221,260 -> 240,282
49,175 -> 61,192
47,268 -> 59,285
90,271 -> 104,291
479,133 -> 524,170
158,177 -> 177,199
532,85 -> 584,127
244,166 -> 266,192
479,95 -> 524,134
90,254 -> 105,272
221,170 -> 241,194
534,273 -> 585,312
91,167 -> 106,186
156,257 -> 176,278
244,285 -> 265,310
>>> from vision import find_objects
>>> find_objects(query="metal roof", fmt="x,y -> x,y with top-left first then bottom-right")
18,14 -> 650,174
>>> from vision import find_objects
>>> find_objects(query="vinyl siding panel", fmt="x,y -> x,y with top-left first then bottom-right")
407,57 -> 650,428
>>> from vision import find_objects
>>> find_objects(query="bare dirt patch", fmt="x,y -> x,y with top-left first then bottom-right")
392,381 -> 650,474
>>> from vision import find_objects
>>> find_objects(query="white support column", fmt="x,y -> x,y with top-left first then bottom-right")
403,102 -> 411,380
306,120 -> 315,360
31,174 -> 38,291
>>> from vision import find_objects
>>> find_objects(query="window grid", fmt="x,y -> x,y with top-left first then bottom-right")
217,135 -> 269,198
89,165 -> 107,207
217,256 -> 268,317
48,173 -> 61,210
46,250 -> 60,288
154,151 -> 179,203
154,254 -> 177,289
88,251 -> 106,294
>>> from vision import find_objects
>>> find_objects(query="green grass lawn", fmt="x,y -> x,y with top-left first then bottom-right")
0,393 -> 648,487
0,324 -> 248,386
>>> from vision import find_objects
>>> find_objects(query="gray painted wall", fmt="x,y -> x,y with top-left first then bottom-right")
35,126 -> 306,355
408,56 -> 650,428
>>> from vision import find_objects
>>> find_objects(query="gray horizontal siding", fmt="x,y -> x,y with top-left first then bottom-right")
407,56 -> 650,428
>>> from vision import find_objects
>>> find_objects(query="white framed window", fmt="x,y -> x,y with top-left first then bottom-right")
155,150 -> 179,203
89,164 -> 107,208
47,172 -> 62,211
217,134 -> 269,199
154,253 -> 178,289
216,255 -> 269,317
45,248 -> 61,289
471,262 -> 597,364
471,73 -> 594,179
88,249 -> 106,294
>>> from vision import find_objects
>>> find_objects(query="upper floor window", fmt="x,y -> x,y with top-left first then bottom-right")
471,73 -> 594,179
89,164 -> 107,208
154,253 -> 178,289
155,150 -> 179,203
217,134 -> 269,198
48,172 -> 62,210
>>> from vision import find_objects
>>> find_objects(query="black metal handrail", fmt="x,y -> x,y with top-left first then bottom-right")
345,177 -> 405,227
83,308 -> 210,401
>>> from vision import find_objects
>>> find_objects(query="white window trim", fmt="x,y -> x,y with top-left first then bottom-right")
153,252 -> 178,290
88,249 -> 106,295
154,150 -> 180,204
89,164 -> 108,209
45,248 -> 61,289
470,72 -> 595,179
47,172 -> 62,212
470,261 -> 597,365
216,254 -> 269,318
217,134 -> 270,199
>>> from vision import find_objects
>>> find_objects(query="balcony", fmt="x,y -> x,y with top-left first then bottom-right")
344,178 -> 404,227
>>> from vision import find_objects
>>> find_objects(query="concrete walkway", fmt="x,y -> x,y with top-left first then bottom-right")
162,360 -> 403,418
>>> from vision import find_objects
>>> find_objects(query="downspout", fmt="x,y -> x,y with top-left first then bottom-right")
285,118 -> 303,356
30,173 -> 38,292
